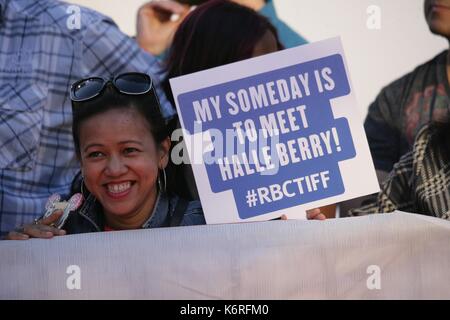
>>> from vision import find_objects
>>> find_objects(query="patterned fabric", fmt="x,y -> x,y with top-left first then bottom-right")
0,0 -> 174,236
364,50 -> 450,173
351,124 -> 450,220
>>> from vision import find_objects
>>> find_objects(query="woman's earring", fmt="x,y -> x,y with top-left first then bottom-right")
162,168 -> 167,193
80,175 -> 87,197
157,169 -> 167,193
157,174 -> 162,192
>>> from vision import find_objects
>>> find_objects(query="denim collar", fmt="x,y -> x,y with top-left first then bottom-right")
78,191 -> 170,230
78,193 -> 103,231
142,192 -> 170,228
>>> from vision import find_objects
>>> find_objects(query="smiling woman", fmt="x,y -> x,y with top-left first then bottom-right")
78,107 -> 163,230
5,73 -> 206,240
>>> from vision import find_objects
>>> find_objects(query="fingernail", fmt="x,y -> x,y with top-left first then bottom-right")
170,13 -> 180,21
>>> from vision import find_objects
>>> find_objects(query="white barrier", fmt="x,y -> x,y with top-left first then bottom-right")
1,212 -> 450,299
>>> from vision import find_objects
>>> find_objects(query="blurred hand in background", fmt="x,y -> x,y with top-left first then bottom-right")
136,0 -> 191,55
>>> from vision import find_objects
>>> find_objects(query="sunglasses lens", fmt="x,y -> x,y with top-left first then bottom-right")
72,78 -> 104,100
115,73 -> 151,94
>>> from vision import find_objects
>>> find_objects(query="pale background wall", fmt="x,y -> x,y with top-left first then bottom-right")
67,0 -> 448,118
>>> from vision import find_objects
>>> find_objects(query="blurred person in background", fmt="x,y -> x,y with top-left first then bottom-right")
308,122 -> 450,222
136,0 -> 307,57
154,0 -> 333,218
340,0 -> 450,216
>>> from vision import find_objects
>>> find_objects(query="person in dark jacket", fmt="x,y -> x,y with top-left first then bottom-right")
6,73 -> 205,240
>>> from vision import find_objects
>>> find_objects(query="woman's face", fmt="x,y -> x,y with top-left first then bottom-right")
78,107 -> 169,219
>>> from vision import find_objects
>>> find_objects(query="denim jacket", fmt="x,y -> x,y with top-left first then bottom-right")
62,192 -> 205,234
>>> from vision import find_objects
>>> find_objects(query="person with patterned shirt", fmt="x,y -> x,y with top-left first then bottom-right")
303,122 -> 450,221
365,0 -> 450,182
0,0 -> 173,237
338,0 -> 450,216
350,122 -> 450,220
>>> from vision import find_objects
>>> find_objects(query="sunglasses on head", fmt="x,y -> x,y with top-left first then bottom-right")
70,72 -> 153,102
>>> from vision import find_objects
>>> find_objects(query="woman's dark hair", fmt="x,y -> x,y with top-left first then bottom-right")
71,84 -> 169,158
175,0 -> 209,5
162,0 -> 282,107
176,0 -> 268,5
161,0 -> 282,199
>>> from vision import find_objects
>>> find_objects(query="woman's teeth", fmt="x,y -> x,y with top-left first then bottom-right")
107,182 -> 131,194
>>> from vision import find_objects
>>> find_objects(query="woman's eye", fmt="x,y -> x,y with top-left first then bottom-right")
87,151 -> 104,158
124,147 -> 140,155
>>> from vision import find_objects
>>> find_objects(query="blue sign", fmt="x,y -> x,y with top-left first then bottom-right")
177,54 -> 356,219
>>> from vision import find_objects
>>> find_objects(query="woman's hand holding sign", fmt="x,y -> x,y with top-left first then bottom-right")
306,208 -> 326,220
5,210 -> 67,240
280,208 -> 326,221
